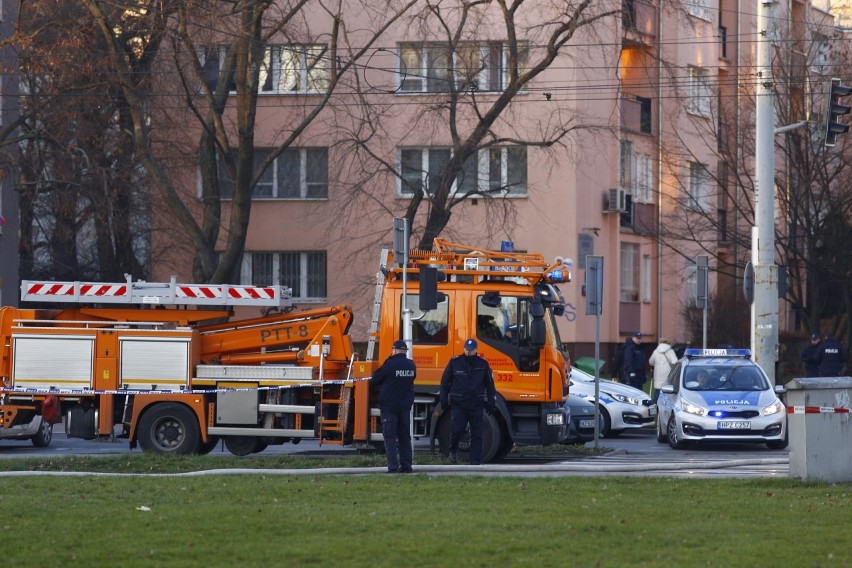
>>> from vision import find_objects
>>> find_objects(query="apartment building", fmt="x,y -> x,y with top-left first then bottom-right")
136,0 -> 833,364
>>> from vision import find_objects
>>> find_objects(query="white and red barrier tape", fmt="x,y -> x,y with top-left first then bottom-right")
787,405 -> 850,414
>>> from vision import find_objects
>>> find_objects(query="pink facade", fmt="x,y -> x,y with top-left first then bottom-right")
150,0 -> 831,369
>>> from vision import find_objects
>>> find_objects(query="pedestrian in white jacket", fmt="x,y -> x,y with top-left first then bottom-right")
649,339 -> 678,401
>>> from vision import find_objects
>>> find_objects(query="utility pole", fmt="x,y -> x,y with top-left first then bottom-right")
752,0 -> 778,384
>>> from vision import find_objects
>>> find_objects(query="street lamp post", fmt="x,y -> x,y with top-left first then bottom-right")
752,0 -> 779,385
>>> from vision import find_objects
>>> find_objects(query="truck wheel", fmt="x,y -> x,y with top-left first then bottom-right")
436,412 -> 501,463
31,418 -> 53,448
224,436 -> 264,456
198,436 -> 221,455
492,427 -> 514,461
137,403 -> 201,455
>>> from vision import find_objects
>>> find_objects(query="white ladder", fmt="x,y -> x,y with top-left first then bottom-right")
365,248 -> 390,361
20,275 -> 292,308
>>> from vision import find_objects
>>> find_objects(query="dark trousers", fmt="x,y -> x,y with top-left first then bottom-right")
380,406 -> 412,472
450,405 -> 485,465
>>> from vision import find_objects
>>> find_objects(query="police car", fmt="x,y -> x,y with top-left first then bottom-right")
656,348 -> 788,450
569,367 -> 657,437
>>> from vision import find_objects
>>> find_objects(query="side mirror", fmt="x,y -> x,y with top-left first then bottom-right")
481,291 -> 502,308
661,384 -> 675,394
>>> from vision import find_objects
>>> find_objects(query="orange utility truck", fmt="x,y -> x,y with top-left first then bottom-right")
0,239 -> 572,462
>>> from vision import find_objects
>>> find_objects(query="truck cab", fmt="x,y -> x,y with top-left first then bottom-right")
369,240 -> 572,462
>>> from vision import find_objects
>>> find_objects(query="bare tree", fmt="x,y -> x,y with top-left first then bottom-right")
82,0 -> 417,283
3,1 -> 150,282
657,9 -> 852,354
334,0 -> 618,250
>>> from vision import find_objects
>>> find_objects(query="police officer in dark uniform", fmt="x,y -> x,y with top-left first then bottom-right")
371,339 -> 416,473
440,338 -> 496,465
800,333 -> 821,377
817,332 -> 848,377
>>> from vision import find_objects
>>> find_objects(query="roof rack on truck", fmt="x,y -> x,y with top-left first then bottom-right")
394,238 -> 572,285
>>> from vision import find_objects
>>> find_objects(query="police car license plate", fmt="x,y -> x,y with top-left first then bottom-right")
649,405 -> 657,416
717,421 -> 750,429
579,419 -> 596,429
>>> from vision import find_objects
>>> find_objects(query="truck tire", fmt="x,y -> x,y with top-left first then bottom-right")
198,436 -> 221,455
31,417 -> 53,448
137,403 -> 201,455
224,436 -> 265,456
436,411 -> 501,464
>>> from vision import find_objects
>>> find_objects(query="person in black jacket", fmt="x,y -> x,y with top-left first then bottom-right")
800,333 -> 821,378
817,332 -> 848,377
440,338 -> 496,465
623,332 -> 647,391
371,339 -> 417,473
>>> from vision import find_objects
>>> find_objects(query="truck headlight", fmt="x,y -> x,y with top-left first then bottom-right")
546,413 -> 565,426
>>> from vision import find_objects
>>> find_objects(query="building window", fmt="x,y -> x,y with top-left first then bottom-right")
634,154 -> 653,204
398,42 -> 527,93
642,254 -> 652,302
242,251 -> 327,302
686,0 -> 711,21
218,148 -> 328,199
687,66 -> 712,117
687,161 -> 711,211
203,44 -> 329,94
620,243 -> 640,302
399,146 -> 527,196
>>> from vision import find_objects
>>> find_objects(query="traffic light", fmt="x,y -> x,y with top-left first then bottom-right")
824,77 -> 852,147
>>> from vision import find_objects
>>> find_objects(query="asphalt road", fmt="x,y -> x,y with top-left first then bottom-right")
0,424 -> 791,478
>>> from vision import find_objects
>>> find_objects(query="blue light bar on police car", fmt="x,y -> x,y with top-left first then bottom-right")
684,348 -> 751,358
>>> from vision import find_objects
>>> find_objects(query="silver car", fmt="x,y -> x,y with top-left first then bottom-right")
0,414 -> 53,447
657,348 -> 787,450
569,367 -> 657,437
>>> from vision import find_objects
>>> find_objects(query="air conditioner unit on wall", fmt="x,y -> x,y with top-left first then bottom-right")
604,188 -> 627,213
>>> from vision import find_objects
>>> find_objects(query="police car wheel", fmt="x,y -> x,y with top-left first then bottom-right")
655,417 -> 667,443
31,418 -> 53,448
667,416 -> 686,450
598,405 -> 611,438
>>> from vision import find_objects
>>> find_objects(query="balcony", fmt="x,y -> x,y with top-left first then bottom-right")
623,0 -> 657,44
622,94 -> 653,134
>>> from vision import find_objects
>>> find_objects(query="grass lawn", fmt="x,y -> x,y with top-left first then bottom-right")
0,453 -> 849,567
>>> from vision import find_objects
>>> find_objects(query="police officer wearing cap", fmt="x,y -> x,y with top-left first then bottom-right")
800,333 -> 821,378
440,338 -> 497,465
371,339 -> 416,473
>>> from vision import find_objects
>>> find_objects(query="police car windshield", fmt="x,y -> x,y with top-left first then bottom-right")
683,366 -> 768,392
